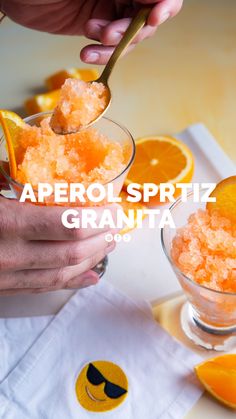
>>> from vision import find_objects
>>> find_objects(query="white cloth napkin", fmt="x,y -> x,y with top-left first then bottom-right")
0,280 -> 202,419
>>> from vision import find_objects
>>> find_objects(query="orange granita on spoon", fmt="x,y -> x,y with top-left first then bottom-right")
15,117 -> 126,192
50,78 -> 108,134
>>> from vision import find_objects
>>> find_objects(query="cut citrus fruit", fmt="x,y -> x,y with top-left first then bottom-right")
0,110 -> 25,179
206,176 -> 236,223
45,68 -> 99,90
119,190 -> 147,234
124,136 -> 194,206
25,68 -> 99,116
24,89 -> 60,115
195,354 -> 236,409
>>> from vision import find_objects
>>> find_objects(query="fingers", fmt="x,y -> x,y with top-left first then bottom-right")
0,198 -> 119,241
81,0 -> 183,65
85,18 -> 156,45
147,0 -> 183,26
84,19 -> 110,41
101,19 -> 157,45
81,17 -> 156,64
0,245 -> 114,290
0,230 -> 116,271
0,270 -> 99,295
81,43 -> 135,65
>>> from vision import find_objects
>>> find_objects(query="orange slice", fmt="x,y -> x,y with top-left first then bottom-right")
206,176 -> 236,223
124,136 -> 194,206
119,190 -> 147,234
45,68 -> 99,90
195,354 -> 236,409
0,110 -> 24,179
24,89 -> 60,115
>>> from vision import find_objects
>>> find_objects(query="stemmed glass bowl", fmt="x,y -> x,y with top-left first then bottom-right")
161,189 -> 236,351
0,112 -> 136,277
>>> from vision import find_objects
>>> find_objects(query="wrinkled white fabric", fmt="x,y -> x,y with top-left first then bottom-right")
0,280 -> 202,419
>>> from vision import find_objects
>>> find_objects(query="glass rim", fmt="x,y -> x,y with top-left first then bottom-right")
0,111 -> 136,191
161,189 -> 236,297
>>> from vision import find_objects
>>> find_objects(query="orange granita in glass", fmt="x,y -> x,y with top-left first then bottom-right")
15,117 -> 126,189
50,78 -> 108,133
171,209 -> 236,293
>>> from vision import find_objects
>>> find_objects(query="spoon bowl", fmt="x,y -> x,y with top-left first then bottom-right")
58,81 -> 111,135
51,7 -> 151,135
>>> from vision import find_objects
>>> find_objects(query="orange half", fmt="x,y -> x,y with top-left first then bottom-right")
195,354 -> 236,409
0,110 -> 24,179
124,136 -> 194,205
206,176 -> 236,223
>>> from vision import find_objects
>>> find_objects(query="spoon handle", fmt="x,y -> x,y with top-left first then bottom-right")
98,7 -> 151,84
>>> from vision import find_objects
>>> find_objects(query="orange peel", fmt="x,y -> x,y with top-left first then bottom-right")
195,354 -> 236,409
0,110 -> 24,179
207,176 -> 236,223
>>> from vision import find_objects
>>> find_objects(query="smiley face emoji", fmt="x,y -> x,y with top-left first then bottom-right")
75,360 -> 128,412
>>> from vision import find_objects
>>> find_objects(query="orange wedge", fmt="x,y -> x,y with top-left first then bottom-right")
0,110 -> 24,179
25,69 -> 100,115
195,354 -> 236,409
124,136 -> 194,206
24,89 -> 60,115
45,68 -> 99,90
206,176 -> 236,223
119,190 -> 147,234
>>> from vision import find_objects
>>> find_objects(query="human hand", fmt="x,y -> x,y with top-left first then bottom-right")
81,0 -> 184,64
1,0 -> 183,64
0,197 -> 117,295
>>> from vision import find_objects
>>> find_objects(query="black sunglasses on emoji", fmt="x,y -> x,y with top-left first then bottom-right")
86,363 -> 127,399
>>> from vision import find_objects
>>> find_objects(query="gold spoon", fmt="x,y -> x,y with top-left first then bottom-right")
52,7 -> 151,134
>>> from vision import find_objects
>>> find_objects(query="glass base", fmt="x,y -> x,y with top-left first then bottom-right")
181,302 -> 236,351
92,256 -> 108,278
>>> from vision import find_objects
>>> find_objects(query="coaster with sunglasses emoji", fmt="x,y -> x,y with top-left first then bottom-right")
75,361 -> 128,412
